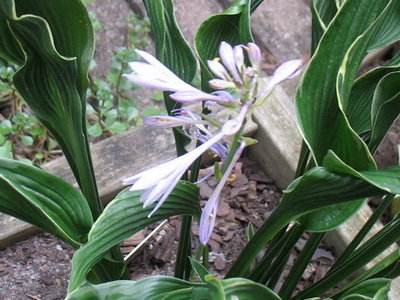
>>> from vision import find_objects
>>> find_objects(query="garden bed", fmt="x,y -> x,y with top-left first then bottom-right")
0,157 -> 337,300
0,0 -> 399,299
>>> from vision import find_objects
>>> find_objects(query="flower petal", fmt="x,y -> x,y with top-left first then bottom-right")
170,90 -> 236,104
124,50 -> 197,92
144,115 -> 207,129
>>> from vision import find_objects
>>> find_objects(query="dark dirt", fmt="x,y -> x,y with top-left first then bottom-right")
0,158 -> 336,299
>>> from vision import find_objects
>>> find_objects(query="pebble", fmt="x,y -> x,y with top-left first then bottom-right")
214,256 -> 226,271
199,182 -> 214,199
217,200 -> 231,217
231,173 -> 249,187
208,239 -> 221,252
224,210 -> 236,222
222,230 -> 235,242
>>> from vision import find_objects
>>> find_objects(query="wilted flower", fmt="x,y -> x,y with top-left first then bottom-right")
199,141 -> 246,245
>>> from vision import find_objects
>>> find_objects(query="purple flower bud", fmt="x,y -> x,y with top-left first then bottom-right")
233,45 -> 245,71
207,59 -> 231,81
246,43 -> 262,68
209,79 -> 236,90
219,42 -> 243,85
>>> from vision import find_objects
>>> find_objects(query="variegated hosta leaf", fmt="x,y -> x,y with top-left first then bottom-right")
345,65 -> 400,136
68,181 -> 200,292
311,0 -> 338,53
195,0 -> 252,91
227,152 -> 400,277
0,158 -> 92,247
0,0 -> 101,217
142,0 -> 196,111
297,0 -> 400,230
66,275 -> 281,300
142,0 -> 196,149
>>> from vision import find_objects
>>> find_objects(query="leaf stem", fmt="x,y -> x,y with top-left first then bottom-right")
175,215 -> 192,279
279,232 -> 325,299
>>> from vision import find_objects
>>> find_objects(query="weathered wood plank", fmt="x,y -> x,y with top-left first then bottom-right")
0,126 -> 176,249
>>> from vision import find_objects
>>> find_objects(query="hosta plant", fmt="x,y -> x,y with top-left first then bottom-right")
0,0 -> 400,299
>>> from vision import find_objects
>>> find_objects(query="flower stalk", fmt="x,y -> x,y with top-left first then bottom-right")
123,41 -> 302,245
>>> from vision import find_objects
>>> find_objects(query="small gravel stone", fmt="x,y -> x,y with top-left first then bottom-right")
214,256 -> 226,271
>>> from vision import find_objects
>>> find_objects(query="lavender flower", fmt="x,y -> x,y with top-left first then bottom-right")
207,42 -> 263,91
259,59 -> 303,99
124,50 -> 237,104
124,50 -> 197,92
144,108 -> 206,129
123,103 -> 250,217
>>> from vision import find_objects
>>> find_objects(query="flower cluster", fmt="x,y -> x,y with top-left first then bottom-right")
123,41 -> 302,244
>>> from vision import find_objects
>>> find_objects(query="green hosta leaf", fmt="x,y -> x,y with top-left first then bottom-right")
142,0 -> 195,152
297,0 -> 400,231
324,151 -> 400,194
0,158 -> 93,246
195,0 -> 252,90
189,257 -> 210,283
69,181 -> 200,292
66,275 -> 281,300
337,0 -> 400,113
142,0 -> 196,83
12,0 -> 94,99
214,276 -> 281,300
340,279 -> 391,300
0,0 -> 101,217
368,1 -> 400,51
